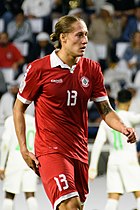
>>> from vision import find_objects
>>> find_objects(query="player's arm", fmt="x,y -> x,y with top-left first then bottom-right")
13,98 -> 39,175
89,121 -> 107,180
95,100 -> 136,143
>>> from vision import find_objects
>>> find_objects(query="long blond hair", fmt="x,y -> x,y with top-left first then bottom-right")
50,15 -> 84,49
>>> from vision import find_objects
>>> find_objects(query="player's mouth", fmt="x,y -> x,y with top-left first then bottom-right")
80,46 -> 86,52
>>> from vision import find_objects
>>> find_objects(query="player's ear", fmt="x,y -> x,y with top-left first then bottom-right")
60,33 -> 67,43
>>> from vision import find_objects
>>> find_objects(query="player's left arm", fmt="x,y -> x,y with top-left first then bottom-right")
95,100 -> 137,143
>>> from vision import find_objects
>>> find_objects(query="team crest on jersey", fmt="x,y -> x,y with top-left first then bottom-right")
81,76 -> 89,87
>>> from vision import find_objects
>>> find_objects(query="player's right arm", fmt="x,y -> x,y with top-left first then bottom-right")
13,99 -> 39,175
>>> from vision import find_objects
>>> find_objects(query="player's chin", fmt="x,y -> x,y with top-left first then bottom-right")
76,50 -> 85,57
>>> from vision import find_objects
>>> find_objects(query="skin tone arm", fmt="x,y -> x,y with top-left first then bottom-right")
95,100 -> 137,143
13,99 -> 40,176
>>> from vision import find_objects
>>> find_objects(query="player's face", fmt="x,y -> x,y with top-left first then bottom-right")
62,20 -> 88,57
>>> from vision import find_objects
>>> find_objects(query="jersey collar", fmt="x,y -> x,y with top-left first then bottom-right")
50,50 -> 77,73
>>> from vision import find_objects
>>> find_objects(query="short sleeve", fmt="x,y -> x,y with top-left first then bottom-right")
90,62 -> 108,102
17,63 -> 42,104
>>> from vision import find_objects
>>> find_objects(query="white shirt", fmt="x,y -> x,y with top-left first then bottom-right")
22,0 -> 53,17
0,114 -> 35,172
90,110 -> 140,171
0,91 -> 34,126
0,92 -> 15,125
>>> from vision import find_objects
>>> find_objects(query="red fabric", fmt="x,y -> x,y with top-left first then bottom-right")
18,55 -> 107,163
38,153 -> 89,208
0,43 -> 23,68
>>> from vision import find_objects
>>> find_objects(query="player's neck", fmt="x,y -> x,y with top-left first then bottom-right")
57,49 -> 79,67
117,103 -> 130,111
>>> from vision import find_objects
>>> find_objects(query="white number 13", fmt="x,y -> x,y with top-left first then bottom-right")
67,90 -> 77,106
54,174 -> 69,191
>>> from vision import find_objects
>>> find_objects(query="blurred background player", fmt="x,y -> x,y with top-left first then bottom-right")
7,9 -> 33,44
26,32 -> 55,63
0,80 -> 19,141
0,32 -> 25,84
0,113 -> 38,210
89,88 -> 140,210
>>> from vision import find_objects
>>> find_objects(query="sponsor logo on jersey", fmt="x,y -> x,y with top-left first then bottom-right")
51,79 -> 63,83
81,76 -> 89,87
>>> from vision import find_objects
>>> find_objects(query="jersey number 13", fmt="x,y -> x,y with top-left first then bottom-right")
67,90 -> 77,106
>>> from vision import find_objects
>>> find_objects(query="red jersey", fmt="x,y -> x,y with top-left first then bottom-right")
0,43 -> 23,68
17,51 -> 107,163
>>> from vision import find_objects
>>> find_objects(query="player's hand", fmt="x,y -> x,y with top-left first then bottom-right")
21,149 -> 40,176
88,167 -> 97,180
28,152 -> 40,176
0,169 -> 5,180
122,127 -> 137,143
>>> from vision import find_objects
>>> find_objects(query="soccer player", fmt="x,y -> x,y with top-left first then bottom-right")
0,114 -> 38,210
89,89 -> 140,210
13,15 -> 136,210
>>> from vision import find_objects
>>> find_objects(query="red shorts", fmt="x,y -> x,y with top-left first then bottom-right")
38,153 -> 89,210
